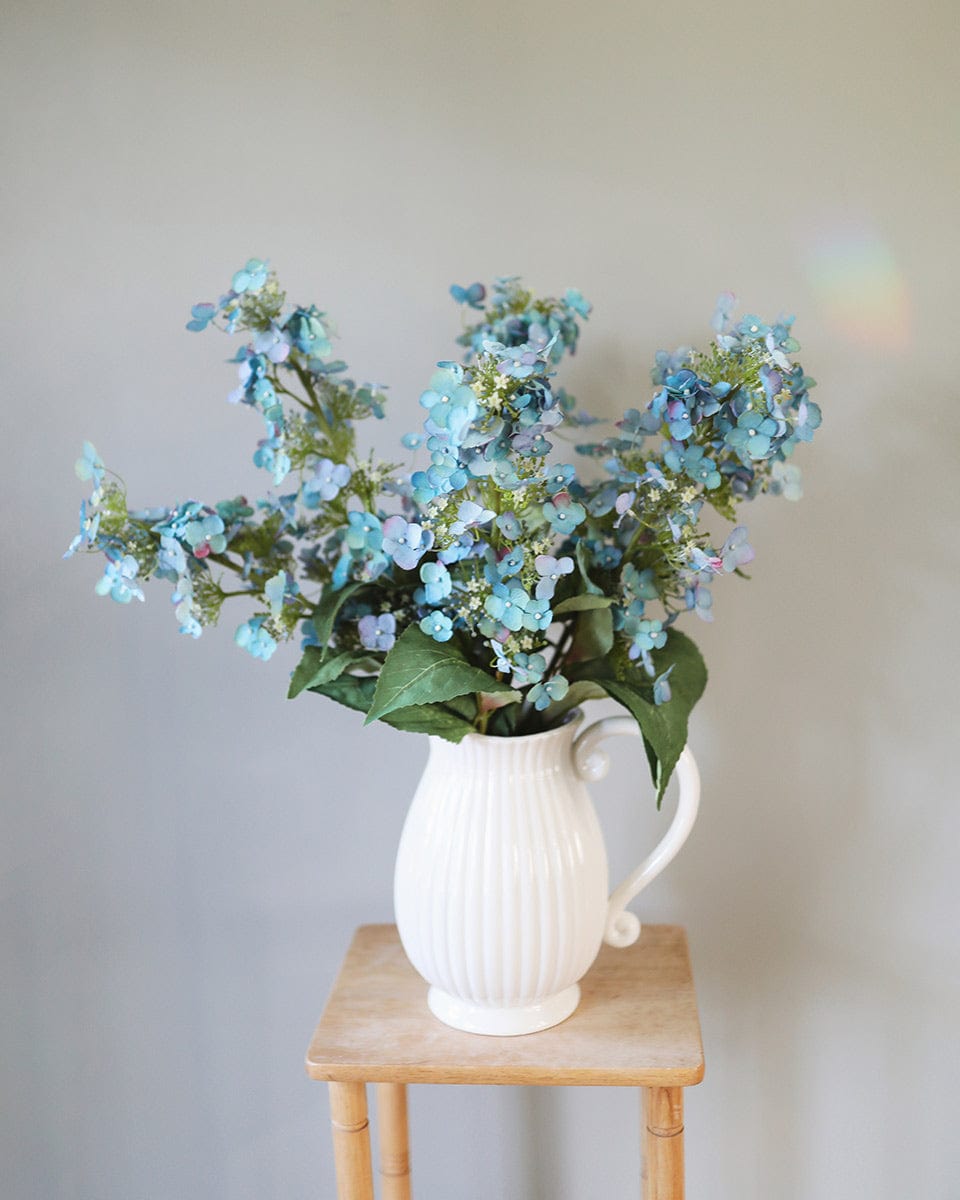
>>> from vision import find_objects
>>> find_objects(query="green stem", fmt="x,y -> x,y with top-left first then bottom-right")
272,378 -> 313,413
546,618 -> 575,681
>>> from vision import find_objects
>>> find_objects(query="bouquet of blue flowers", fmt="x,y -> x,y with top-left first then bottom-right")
67,260 -> 820,802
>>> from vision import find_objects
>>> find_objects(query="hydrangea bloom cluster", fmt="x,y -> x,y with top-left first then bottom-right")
68,262 -> 820,797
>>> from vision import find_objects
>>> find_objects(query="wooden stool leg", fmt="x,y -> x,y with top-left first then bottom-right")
642,1086 -> 684,1200
376,1082 -> 412,1199
328,1081 -> 374,1200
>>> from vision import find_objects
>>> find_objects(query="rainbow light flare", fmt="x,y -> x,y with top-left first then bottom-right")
805,223 -> 912,351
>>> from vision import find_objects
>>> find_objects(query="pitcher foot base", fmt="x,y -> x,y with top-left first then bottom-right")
427,983 -> 581,1036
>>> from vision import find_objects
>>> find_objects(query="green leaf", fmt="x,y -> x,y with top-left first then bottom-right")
365,626 -> 513,725
570,605 -> 614,661
488,701 -> 520,737
304,674 -> 477,743
378,702 -> 476,742
288,647 -> 367,699
313,581 -> 365,648
552,594 -> 614,615
306,673 -> 377,713
651,629 -> 708,711
597,678 -> 680,808
596,631 -> 707,807
575,541 -> 603,594
542,679 -> 607,720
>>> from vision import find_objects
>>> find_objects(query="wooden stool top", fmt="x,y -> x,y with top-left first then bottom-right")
306,924 -> 704,1088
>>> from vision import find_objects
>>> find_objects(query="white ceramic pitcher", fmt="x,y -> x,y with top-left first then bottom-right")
393,714 -> 700,1035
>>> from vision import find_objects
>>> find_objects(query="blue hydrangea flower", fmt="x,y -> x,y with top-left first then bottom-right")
686,547 -> 722,576
684,580 -> 714,621
401,433 -> 423,450
354,550 -> 390,583
95,554 -> 145,604
736,314 -> 770,342
449,500 -> 495,536
382,515 -> 433,571
711,291 -> 737,335
150,500 -> 202,540
257,490 -> 299,532
63,500 -> 101,558
495,511 -> 522,539
791,399 -> 822,443
419,365 -> 477,439
491,458 -> 522,490
622,563 -> 659,601
496,546 -> 525,579
420,561 -> 452,605
358,612 -> 396,651
617,409 -> 654,443
521,595 -> 553,632
769,460 -> 803,501
265,571 -> 287,619
724,409 -> 780,461
720,526 -> 755,572
186,302 -> 216,332
586,484 -> 618,517
345,512 -> 383,554
231,258 -> 269,294
511,652 -> 547,688
303,459 -> 351,507
496,345 -> 539,379
484,583 -> 528,633
183,514 -> 226,558
420,611 -> 453,642
624,617 -> 666,660
410,470 -> 439,506
252,323 -> 291,364
176,608 -> 202,639
155,534 -> 187,580
253,436 -> 291,485
594,544 -> 622,570
284,306 -> 331,357
437,535 -> 475,565
234,616 -> 277,660
544,464 -> 575,496
75,442 -> 105,494
663,443 -> 721,490
543,493 -> 586,534
534,554 -> 574,600
171,575 -> 202,638
564,288 -> 592,318
653,665 -> 674,706
332,551 -> 352,589
450,282 -> 486,309
614,490 -> 636,528
664,398 -> 693,440
228,349 -> 266,405
528,675 -> 569,710
512,426 -> 553,458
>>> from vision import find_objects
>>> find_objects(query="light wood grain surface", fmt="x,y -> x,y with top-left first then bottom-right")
643,1086 -> 685,1200
328,1081 -> 374,1200
306,924 -> 704,1087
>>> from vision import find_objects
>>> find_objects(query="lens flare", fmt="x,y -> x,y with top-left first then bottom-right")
805,223 -> 911,351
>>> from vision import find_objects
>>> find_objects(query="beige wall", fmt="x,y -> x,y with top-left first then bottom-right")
3,2 -> 958,1197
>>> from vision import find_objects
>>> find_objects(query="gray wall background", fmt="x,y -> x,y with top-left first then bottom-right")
3,2 -> 958,1197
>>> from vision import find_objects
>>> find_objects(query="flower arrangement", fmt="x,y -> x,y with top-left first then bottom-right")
67,261 -> 820,802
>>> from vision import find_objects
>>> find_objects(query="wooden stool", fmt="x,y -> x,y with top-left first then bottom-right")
306,924 -> 704,1199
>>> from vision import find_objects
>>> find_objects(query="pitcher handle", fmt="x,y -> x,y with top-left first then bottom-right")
572,716 -> 701,948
